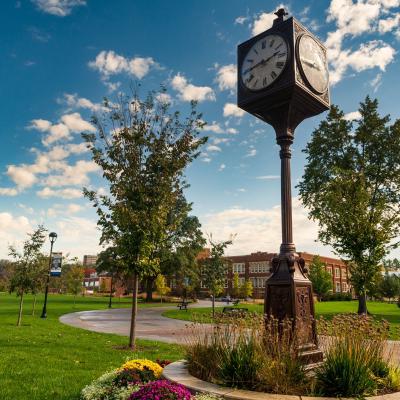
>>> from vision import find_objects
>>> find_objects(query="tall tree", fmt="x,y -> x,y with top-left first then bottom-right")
8,225 -> 47,326
0,259 -> 13,292
83,89 -> 206,349
298,97 -> 400,314
155,274 -> 170,303
308,255 -> 333,301
201,236 -> 233,317
379,273 -> 400,303
232,272 -> 240,298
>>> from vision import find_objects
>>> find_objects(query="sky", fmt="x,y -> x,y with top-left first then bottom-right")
0,0 -> 399,260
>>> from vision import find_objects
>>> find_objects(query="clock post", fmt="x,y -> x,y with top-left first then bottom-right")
237,9 -> 330,364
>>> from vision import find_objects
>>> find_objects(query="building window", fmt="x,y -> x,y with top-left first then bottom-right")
326,266 -> 332,275
335,267 -> 340,278
224,279 -> 228,288
249,262 -> 268,273
200,281 -> 207,289
233,263 -> 245,274
335,282 -> 341,292
342,282 -> 347,292
239,277 -> 245,286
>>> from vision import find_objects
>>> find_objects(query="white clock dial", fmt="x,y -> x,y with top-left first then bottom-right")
297,34 -> 329,94
241,34 -> 288,91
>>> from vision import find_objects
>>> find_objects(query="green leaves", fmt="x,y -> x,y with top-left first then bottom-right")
298,96 -> 400,308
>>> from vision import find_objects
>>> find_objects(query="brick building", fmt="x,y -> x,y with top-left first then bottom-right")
200,251 -> 350,299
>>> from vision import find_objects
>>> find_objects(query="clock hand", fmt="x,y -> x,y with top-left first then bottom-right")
301,57 -> 321,71
243,51 -> 279,75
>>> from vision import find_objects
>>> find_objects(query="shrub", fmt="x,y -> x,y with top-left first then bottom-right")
192,395 -> 222,400
322,292 -> 352,301
128,380 -> 191,400
186,314 -> 307,394
315,314 -> 391,397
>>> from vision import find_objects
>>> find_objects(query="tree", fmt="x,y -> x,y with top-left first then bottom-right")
8,225 -> 47,326
240,279 -> 253,299
379,273 -> 400,303
308,255 -> 333,301
232,272 -> 240,298
83,88 -> 206,349
65,265 -> 84,306
96,246 -> 127,308
383,258 -> 400,272
0,259 -> 13,292
201,236 -> 233,317
155,274 -> 170,303
298,97 -> 400,314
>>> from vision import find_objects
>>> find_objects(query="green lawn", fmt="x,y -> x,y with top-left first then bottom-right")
163,300 -> 400,338
0,293 -> 183,400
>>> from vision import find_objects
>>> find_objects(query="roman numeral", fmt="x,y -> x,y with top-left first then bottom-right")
254,48 -> 258,55
263,77 -> 268,86
261,40 -> 266,49
246,74 -> 254,84
271,71 -> 277,79
275,43 -> 283,50
276,61 -> 284,69
253,79 -> 258,88
277,52 -> 286,58
269,39 -> 275,48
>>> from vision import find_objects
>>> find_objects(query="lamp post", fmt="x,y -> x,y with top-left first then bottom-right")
40,232 -> 58,319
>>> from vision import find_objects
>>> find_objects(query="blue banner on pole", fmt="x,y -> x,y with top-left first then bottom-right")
50,252 -> 62,277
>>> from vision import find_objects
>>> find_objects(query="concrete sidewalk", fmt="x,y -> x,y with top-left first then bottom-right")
59,300 -> 213,344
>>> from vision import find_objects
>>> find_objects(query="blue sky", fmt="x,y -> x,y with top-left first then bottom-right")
0,0 -> 399,259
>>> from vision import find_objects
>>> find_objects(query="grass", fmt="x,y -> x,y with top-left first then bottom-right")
0,293 -> 183,400
162,301 -> 400,338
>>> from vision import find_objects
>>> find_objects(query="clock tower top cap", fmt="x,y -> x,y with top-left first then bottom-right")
273,8 -> 288,26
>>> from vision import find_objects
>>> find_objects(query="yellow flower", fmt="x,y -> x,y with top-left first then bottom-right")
120,359 -> 163,378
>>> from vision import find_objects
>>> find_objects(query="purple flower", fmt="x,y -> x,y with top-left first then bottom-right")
128,380 -> 192,400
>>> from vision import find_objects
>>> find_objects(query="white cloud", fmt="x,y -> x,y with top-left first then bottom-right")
370,73 -> 383,92
48,203 -> 83,217
204,122 -> 224,134
32,0 -> 86,16
235,16 -> 248,25
344,111 -> 361,121
58,93 -> 103,112
207,145 -> 222,152
88,51 -> 158,81
30,113 -> 95,146
0,188 -> 18,196
256,175 -> 280,180
171,73 -> 215,102
201,157 -> 212,163
43,160 -> 99,187
201,197 -> 333,257
378,13 -> 400,33
218,163 -> 226,171
237,188 -> 246,192
0,212 -> 33,256
213,138 -> 231,145
223,103 -> 245,118
155,92 -> 172,104
215,64 -> 237,91
326,0 -> 398,85
226,128 -> 239,134
252,4 -> 287,36
7,165 -> 38,189
246,148 -> 257,157
37,187 -> 83,199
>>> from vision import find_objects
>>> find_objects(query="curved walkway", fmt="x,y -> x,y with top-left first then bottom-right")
60,300 -> 212,344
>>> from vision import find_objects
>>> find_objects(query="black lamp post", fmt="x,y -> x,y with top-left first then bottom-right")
40,232 -> 58,319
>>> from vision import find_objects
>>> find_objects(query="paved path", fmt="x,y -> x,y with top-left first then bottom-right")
59,300 -> 213,344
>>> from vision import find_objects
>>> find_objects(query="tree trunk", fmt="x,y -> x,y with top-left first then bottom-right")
17,292 -> 24,326
31,294 -> 37,316
108,275 -> 113,309
212,293 -> 215,318
129,273 -> 139,350
145,277 -> 154,302
357,291 -> 368,314
73,294 -> 76,307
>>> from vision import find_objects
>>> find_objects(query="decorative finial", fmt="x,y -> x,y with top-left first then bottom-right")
274,8 -> 288,21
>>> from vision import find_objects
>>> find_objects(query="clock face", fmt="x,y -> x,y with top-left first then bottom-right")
297,34 -> 329,94
241,34 -> 288,91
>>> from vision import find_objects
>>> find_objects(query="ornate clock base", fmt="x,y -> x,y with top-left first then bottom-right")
264,252 -> 323,365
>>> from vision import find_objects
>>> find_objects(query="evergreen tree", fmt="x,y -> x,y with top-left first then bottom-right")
240,279 -> 253,299
308,255 -> 333,301
298,97 -> 400,314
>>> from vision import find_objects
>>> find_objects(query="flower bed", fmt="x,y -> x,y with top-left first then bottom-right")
80,358 -> 223,400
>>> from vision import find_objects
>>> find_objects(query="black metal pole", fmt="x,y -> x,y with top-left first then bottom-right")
40,239 -> 54,319
108,274 -> 113,308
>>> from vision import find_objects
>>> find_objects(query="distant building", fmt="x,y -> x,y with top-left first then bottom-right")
198,251 -> 351,299
83,255 -> 98,268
